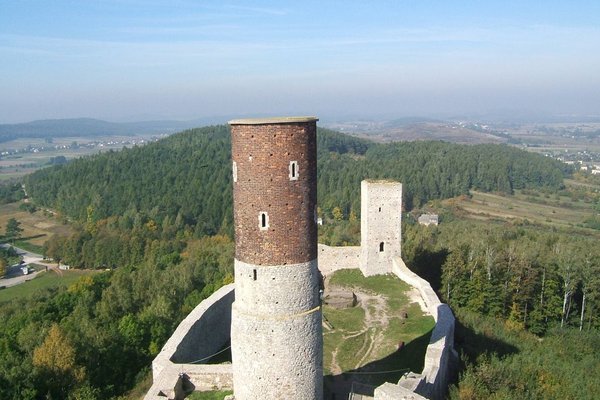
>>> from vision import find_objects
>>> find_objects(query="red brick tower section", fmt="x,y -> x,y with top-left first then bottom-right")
229,117 -> 323,400
231,117 -> 318,265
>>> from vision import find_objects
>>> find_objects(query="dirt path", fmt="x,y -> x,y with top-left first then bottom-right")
325,284 -> 391,370
329,349 -> 341,375
353,291 -> 388,369
325,287 -> 389,399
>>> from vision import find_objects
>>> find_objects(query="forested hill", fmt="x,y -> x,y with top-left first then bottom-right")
25,125 -> 233,236
25,125 -> 567,229
318,139 -> 567,211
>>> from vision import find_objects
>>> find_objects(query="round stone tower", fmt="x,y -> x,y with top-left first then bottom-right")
228,117 -> 323,400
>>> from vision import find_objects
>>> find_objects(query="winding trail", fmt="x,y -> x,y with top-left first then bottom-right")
354,291 -> 389,369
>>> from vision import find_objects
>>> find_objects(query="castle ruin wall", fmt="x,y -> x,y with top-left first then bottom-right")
383,257 -> 457,400
374,382 -> 428,400
145,284 -> 234,400
317,243 -> 360,275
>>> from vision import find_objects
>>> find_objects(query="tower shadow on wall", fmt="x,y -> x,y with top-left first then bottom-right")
323,328 -> 433,399
408,247 -> 449,293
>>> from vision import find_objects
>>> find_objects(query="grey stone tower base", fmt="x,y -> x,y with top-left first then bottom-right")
231,259 -> 323,399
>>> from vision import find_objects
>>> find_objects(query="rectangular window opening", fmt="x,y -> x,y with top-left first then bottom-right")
379,242 -> 385,252
289,161 -> 299,180
253,269 -> 257,281
259,212 -> 269,230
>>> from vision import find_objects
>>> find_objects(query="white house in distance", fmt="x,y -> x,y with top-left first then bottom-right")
418,213 -> 439,226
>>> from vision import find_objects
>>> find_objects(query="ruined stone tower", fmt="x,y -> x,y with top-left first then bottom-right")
360,180 -> 402,276
229,117 -> 323,400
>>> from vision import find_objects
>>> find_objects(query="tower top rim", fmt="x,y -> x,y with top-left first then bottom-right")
362,179 -> 402,185
228,116 -> 318,125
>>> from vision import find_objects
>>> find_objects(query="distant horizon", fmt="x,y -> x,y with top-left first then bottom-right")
4,111 -> 600,127
2,1 -> 600,123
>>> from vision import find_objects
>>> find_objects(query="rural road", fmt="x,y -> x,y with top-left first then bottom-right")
0,244 -> 49,288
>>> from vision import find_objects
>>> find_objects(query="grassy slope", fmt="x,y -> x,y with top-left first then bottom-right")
323,269 -> 435,389
0,269 -> 97,303
186,391 -> 233,400
445,186 -> 600,236
0,201 -> 72,247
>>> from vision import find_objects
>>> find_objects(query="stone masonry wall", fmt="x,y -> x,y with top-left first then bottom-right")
145,284 -> 234,400
317,243 -> 360,275
360,180 -> 402,276
374,383 -> 428,400
382,257 -> 457,400
144,256 -> 455,400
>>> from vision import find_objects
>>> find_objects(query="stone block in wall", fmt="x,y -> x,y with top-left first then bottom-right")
375,382 -> 428,400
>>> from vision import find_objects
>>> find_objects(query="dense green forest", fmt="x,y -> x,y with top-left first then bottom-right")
25,126 -> 233,236
400,219 -> 600,399
0,182 -> 24,204
402,220 -> 600,334
450,309 -> 600,399
26,125 -> 566,227
0,235 -> 233,399
0,125 -> 582,399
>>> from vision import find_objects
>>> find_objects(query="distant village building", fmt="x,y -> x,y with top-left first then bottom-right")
592,169 -> 600,175
317,217 -> 323,225
418,213 -> 439,226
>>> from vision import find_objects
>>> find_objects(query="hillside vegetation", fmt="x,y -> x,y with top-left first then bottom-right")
0,126 -> 578,399
0,235 -> 234,400
26,125 -> 566,227
450,309 -> 600,400
25,125 -> 233,236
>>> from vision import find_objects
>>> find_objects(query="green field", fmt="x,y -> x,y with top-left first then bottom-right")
323,269 -> 435,396
445,186 -> 600,236
0,269 -> 98,303
0,135 -> 158,181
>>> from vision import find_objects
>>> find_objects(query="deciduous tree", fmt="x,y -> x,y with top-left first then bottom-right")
5,218 -> 23,242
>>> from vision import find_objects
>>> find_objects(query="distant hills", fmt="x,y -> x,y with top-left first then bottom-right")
5,114 -> 600,145
0,117 -> 230,143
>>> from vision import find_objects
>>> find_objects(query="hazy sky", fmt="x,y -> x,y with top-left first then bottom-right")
1,0 -> 599,123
